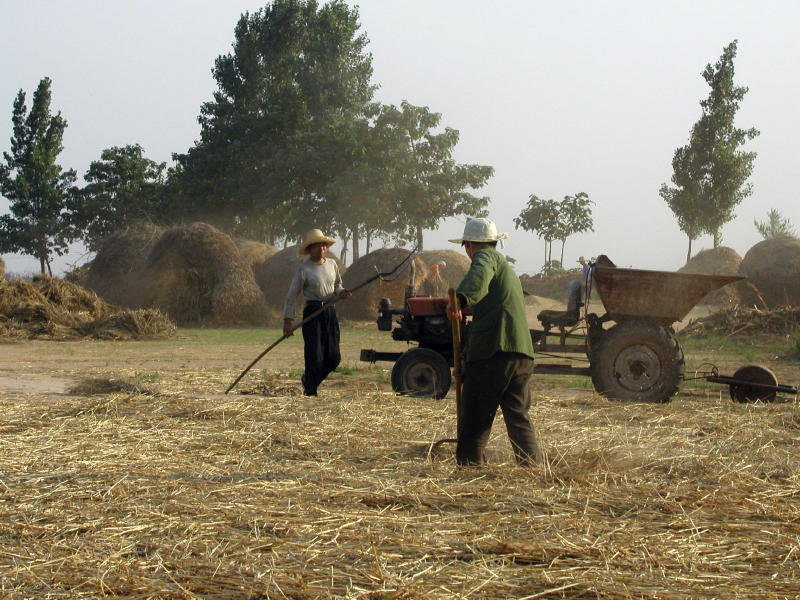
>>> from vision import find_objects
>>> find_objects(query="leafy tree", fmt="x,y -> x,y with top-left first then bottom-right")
170,0 -> 375,239
514,192 -> 592,270
0,77 -> 76,274
555,192 -> 593,266
660,40 -> 759,260
754,208 -> 796,240
71,144 -> 166,251
375,101 -> 493,250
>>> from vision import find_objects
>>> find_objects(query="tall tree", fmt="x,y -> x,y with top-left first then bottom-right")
514,195 -> 561,270
660,40 -> 759,259
376,101 -> 493,250
754,208 -> 796,240
0,77 -> 76,274
170,0 -> 375,239
71,144 -> 166,251
556,192 -> 593,266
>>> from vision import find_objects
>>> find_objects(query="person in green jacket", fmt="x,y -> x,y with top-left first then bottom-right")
449,218 -> 542,466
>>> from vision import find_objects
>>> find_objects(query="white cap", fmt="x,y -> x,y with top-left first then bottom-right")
433,260 -> 447,267
448,218 -> 509,245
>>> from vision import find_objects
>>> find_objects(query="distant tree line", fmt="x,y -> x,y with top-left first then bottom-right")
0,0 -> 493,272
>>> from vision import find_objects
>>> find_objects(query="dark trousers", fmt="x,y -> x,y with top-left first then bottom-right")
457,352 -> 542,466
302,302 -> 341,396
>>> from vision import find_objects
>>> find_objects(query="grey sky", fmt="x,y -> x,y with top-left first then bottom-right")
2,0 -> 798,276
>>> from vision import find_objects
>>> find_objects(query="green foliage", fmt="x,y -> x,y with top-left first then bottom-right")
540,260 -> 565,276
169,0 -> 375,242
754,208 -> 796,240
0,77 -> 77,273
71,144 -> 166,251
373,101 -> 493,250
514,192 -> 593,270
660,40 -> 759,259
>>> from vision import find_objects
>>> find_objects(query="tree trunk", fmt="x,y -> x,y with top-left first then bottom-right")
46,259 -> 53,277
352,227 -> 360,263
416,222 -> 424,251
686,236 -> 693,264
365,230 -> 372,255
340,231 -> 350,266
559,239 -> 566,268
713,230 -> 721,248
39,255 -> 46,275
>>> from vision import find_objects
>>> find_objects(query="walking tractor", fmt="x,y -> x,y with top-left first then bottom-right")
359,256 -> 798,403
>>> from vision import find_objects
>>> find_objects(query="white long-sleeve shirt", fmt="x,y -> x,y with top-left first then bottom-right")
283,258 -> 345,319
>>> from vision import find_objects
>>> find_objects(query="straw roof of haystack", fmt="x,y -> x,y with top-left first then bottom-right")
234,238 -> 278,273
0,276 -> 175,340
678,247 -> 743,305
140,222 -> 267,326
255,244 -> 343,308
739,237 -> 800,308
85,222 -> 164,307
338,248 -> 428,320
419,249 -> 472,294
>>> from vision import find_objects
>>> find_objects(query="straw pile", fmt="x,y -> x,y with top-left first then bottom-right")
63,262 -> 92,287
140,222 -> 267,326
0,256 -> 5,280
255,245 -> 343,308
739,237 -> 800,307
338,248 -> 428,320
85,222 -> 164,307
234,238 -> 278,273
0,366 -> 798,598
0,276 -> 175,340
519,271 -> 579,301
419,249 -> 472,295
682,304 -> 800,337
678,247 -> 742,305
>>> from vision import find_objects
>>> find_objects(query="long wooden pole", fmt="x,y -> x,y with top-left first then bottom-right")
448,288 -> 463,426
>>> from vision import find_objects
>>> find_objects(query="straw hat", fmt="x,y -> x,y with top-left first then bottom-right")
298,228 -> 336,255
448,218 -> 509,245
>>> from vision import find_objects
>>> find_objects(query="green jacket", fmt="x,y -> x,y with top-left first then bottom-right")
456,247 -> 534,362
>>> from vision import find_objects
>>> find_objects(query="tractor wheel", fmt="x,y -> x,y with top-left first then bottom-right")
391,348 -> 451,399
729,364 -> 777,403
590,319 -> 684,403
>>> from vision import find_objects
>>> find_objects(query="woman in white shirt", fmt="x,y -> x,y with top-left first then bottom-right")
283,229 -> 351,396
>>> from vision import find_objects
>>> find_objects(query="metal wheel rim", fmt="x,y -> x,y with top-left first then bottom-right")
613,344 -> 662,392
402,362 -> 437,394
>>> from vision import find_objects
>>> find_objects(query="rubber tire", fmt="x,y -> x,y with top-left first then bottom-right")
391,348 -> 451,400
729,364 -> 778,403
590,319 -> 684,403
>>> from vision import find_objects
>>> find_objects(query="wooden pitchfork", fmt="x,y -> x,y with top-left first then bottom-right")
428,287 -> 463,455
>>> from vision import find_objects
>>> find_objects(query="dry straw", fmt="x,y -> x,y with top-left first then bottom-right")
234,238 -> 278,274
682,304 -> 800,337
140,222 -> 267,326
0,368 -> 798,598
0,277 -> 175,340
339,248 -> 428,321
678,247 -> 742,306
419,250 -> 472,296
740,237 -> 800,308
86,222 -> 164,308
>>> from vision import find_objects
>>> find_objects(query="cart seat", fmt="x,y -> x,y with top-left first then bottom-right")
537,280 -> 583,330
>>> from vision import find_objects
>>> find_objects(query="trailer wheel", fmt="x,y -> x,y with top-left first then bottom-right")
729,364 -> 777,403
391,348 -> 451,399
591,319 -> 684,403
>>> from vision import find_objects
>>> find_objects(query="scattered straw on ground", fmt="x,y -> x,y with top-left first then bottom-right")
0,366 -> 798,598
0,277 -> 175,341
682,305 -> 800,338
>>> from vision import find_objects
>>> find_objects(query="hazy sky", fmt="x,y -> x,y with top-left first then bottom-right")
2,0 -> 798,276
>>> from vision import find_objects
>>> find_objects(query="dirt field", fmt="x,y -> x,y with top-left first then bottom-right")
0,317 -> 798,598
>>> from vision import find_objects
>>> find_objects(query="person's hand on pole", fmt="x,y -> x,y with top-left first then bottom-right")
283,318 -> 294,337
339,289 -> 352,300
447,297 -> 462,323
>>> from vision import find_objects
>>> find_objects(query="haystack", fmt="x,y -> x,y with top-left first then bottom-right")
85,222 -> 164,307
739,238 -> 800,308
0,277 -> 175,341
0,256 -> 5,280
234,239 -> 278,273
419,249 -> 472,295
338,248 -> 428,321
678,247 -> 742,305
140,222 -> 267,325
255,244 -> 343,309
